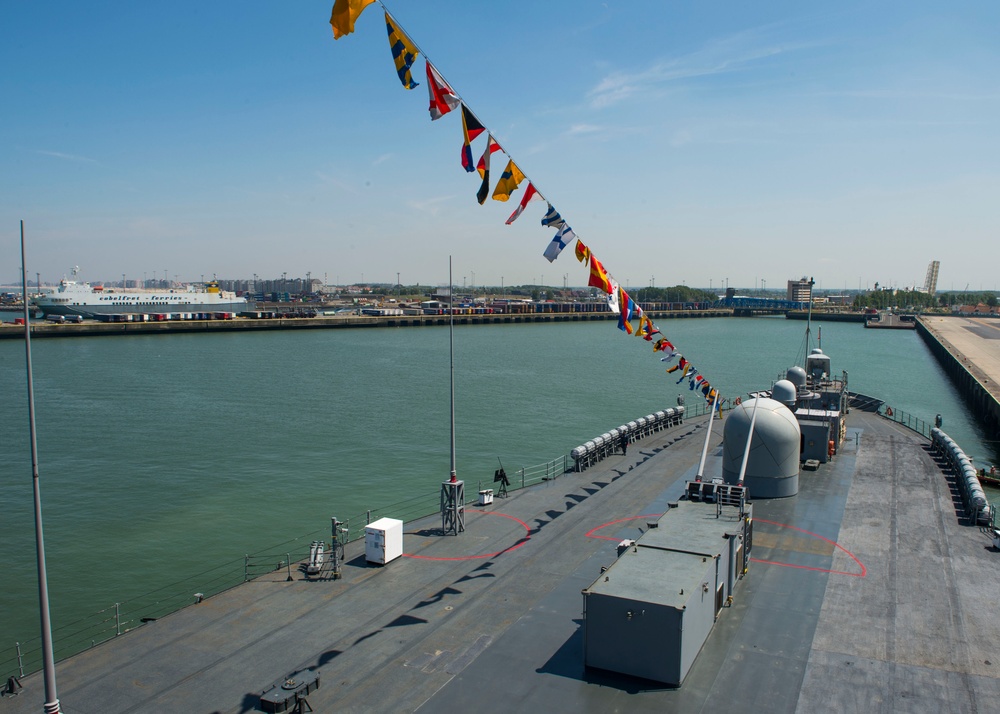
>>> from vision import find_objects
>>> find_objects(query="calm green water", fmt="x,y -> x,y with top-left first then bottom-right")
0,317 -> 994,671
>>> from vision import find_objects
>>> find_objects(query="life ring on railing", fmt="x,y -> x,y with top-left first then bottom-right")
886,407 -> 893,417
734,397 -> 742,406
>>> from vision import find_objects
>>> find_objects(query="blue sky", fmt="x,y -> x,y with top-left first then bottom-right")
3,1 -> 998,292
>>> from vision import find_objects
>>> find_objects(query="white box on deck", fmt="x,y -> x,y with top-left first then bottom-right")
365,517 -> 403,565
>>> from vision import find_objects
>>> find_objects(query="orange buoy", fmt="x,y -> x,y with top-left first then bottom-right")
886,407 -> 893,417
828,440 -> 835,457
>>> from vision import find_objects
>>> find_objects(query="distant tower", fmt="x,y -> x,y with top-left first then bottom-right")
786,276 -> 813,303
923,260 -> 940,295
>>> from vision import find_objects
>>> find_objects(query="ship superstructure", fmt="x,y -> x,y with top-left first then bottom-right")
34,272 -> 251,318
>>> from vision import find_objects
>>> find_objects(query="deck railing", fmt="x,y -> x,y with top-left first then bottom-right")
877,404 -> 935,439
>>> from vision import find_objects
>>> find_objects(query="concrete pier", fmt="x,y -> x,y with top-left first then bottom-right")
0,309 -> 732,340
918,316 -> 1000,441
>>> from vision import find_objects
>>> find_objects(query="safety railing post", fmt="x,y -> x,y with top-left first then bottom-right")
115,602 -> 121,636
16,641 -> 24,677
245,554 -> 249,582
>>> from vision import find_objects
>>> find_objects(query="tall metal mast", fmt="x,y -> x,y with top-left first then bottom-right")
20,221 -> 63,713
449,256 -> 456,483
440,256 -> 464,534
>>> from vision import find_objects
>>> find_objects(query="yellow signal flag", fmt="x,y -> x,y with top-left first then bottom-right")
491,160 -> 525,202
330,0 -> 377,40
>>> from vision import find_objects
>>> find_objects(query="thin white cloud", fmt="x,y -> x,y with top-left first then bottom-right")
315,171 -> 362,194
807,89 -> 999,101
670,130 -> 693,148
566,124 -> 602,136
35,149 -> 99,164
406,195 -> 454,215
588,27 -> 809,108
371,153 -> 394,166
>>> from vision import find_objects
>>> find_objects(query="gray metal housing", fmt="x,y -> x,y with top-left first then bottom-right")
582,493 -> 752,686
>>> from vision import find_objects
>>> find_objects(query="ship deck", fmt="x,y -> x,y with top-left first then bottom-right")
4,410 -> 1000,713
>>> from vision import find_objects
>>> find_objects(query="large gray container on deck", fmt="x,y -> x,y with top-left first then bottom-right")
583,498 -> 751,686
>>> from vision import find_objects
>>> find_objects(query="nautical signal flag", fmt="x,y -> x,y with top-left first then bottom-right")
505,183 -> 541,224
619,287 -> 636,334
492,160 -> 525,202
476,136 -> 501,205
606,278 -> 621,313
543,224 -> 576,263
588,254 -> 613,294
328,8 -> 726,411
385,13 -> 419,89
426,62 -> 460,120
541,204 -> 565,229
461,105 -> 485,172
637,314 -> 658,340
330,0 -> 377,39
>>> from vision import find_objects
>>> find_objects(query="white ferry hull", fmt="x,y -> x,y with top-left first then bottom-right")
37,300 -> 252,318
33,276 -> 254,318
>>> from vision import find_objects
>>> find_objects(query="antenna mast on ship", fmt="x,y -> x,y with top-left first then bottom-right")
796,276 -> 816,368
19,221 -> 64,713
806,276 -> 814,353
440,256 -> 464,535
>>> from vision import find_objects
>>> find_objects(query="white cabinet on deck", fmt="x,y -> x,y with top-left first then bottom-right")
365,517 -> 403,565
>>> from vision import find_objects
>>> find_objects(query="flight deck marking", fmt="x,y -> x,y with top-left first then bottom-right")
584,515 -> 663,541
402,510 -> 531,561
750,518 -> 866,577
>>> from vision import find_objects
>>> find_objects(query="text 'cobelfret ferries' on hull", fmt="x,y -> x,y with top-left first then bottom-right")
33,277 -> 253,318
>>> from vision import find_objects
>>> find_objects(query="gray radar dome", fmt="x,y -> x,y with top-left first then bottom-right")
722,397 -> 800,498
771,379 -> 797,407
786,365 -> 807,388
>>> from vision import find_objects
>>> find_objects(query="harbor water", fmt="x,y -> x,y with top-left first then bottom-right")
1,316 -> 996,674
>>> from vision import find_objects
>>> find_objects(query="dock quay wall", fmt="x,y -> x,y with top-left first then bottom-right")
0,308 -> 731,339
917,317 -> 1000,442
785,310 -> 866,323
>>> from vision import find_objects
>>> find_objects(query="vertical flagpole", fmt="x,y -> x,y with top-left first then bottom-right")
448,256 -> 456,483
21,221 -> 63,714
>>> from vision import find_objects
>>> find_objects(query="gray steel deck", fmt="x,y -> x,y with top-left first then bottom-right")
3,411 -> 999,713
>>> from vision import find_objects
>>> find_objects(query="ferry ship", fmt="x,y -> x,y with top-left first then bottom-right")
33,270 -> 252,318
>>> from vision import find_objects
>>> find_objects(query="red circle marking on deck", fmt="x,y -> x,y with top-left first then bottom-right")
402,510 -> 531,561
584,515 -> 662,541
750,518 -> 866,577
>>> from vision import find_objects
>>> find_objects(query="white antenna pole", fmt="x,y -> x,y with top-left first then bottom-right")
737,397 -> 761,486
695,393 -> 720,482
